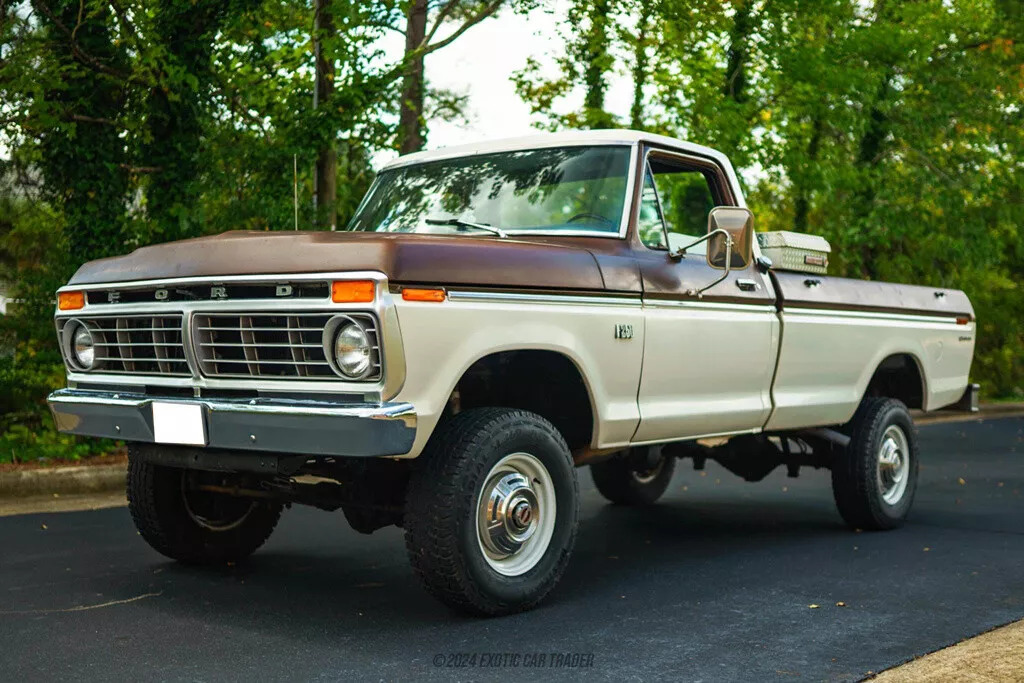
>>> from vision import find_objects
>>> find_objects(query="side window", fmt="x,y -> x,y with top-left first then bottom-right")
639,156 -> 720,252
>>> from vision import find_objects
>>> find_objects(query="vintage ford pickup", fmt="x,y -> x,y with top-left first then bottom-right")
48,130 -> 977,615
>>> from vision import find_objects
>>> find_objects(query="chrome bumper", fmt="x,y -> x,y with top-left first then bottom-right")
47,389 -> 416,457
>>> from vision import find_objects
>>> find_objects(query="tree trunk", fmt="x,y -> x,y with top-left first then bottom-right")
794,113 -> 824,233
851,72 -> 892,280
140,0 -> 229,242
313,0 -> 337,229
399,0 -> 428,154
629,1 -> 653,129
581,0 -> 613,129
723,0 -> 752,103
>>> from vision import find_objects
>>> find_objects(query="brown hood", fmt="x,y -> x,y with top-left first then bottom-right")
68,230 -> 623,291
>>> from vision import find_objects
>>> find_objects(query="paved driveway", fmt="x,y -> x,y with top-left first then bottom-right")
1,418 -> 1021,681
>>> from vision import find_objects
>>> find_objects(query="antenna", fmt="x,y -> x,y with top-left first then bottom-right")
293,154 -> 299,231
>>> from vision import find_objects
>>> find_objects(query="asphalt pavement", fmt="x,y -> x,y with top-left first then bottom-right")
1,417 -> 1021,682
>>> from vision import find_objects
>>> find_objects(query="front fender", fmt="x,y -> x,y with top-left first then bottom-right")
391,294 -> 644,458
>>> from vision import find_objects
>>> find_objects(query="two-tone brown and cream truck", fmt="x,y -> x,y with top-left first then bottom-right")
48,130 -> 977,615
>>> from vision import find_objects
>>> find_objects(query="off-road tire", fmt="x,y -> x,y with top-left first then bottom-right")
590,449 -> 676,505
127,446 -> 283,564
832,397 -> 919,530
403,408 -> 579,616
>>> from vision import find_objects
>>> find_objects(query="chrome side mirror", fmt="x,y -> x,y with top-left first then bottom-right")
706,207 -> 754,270
670,206 -> 755,297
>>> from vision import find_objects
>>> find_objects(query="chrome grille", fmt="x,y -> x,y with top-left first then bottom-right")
57,315 -> 188,376
192,312 -> 380,380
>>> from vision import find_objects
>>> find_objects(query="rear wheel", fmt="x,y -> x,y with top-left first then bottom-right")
403,408 -> 579,616
831,397 -> 919,530
127,445 -> 283,564
590,447 -> 675,505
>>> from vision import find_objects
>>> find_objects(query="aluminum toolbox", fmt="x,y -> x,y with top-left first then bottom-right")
756,231 -> 831,274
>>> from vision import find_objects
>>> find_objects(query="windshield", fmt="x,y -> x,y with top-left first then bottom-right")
346,146 -> 632,236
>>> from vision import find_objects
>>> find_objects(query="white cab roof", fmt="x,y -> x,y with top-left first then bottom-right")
381,129 -> 724,171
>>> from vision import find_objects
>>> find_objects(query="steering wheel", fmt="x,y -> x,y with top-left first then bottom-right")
566,212 -> 614,227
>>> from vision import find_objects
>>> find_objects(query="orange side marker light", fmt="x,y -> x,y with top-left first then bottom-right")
58,291 -> 85,310
402,288 -> 446,303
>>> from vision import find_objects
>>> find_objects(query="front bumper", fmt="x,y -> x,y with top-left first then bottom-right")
47,389 -> 416,458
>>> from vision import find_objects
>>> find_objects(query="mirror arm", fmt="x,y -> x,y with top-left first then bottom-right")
686,235 -> 733,298
669,228 -> 731,261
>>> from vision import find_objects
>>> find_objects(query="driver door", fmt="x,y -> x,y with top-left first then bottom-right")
632,150 -> 779,443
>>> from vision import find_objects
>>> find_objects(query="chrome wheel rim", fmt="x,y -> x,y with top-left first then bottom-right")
181,474 -> 255,532
476,452 -> 556,577
631,458 -> 665,485
877,425 -> 911,505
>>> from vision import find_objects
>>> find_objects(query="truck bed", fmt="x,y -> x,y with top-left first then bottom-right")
766,271 -> 975,431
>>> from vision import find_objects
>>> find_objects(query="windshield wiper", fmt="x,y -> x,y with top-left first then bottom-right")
425,217 -> 508,239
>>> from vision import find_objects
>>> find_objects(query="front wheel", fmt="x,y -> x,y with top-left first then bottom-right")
127,445 -> 283,564
403,408 -> 579,616
831,397 -> 919,530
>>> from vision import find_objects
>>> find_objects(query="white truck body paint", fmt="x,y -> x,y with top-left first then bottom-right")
632,300 -> 780,442
767,309 -> 975,430
392,293 -> 645,458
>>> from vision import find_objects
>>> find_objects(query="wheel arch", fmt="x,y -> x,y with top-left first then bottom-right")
442,348 -> 599,454
859,351 -> 927,410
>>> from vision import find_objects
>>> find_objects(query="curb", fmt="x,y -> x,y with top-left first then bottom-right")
1,404 -> 1022,500
915,402 -> 1024,426
0,464 -> 126,498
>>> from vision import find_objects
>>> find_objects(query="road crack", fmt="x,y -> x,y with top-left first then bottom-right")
0,591 -> 163,615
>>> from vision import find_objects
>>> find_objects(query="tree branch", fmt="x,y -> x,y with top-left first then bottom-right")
374,1 -> 503,88
365,20 -> 405,35
69,113 -> 120,126
32,0 -> 135,82
118,163 -> 161,173
423,0 -> 459,46
419,1 -> 503,56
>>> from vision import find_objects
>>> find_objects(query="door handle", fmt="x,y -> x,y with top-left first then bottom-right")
736,278 -> 758,292
804,278 -> 822,288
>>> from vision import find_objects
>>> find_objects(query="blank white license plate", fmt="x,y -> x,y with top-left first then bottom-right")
152,402 -> 207,446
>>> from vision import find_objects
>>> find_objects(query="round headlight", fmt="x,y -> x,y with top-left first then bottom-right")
71,324 -> 96,370
333,322 -> 372,379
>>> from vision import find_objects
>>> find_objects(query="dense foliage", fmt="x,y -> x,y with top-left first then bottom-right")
0,0 -> 518,460
516,0 -> 1023,397
0,0 -> 1020,462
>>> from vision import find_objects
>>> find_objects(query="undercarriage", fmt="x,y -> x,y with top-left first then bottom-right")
132,425 -> 849,539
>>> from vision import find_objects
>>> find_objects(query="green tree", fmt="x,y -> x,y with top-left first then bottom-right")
517,0 -> 1023,398
26,0 -> 131,263
512,0 -> 620,130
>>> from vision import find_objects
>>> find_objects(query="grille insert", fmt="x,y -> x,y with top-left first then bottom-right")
192,312 -> 380,381
58,315 -> 188,376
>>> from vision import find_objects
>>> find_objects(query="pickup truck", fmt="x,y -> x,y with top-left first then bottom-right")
47,130 -> 977,616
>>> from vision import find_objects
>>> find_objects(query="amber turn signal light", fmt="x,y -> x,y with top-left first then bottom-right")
956,316 -> 970,325
402,288 -> 446,303
331,280 -> 375,304
58,291 -> 85,311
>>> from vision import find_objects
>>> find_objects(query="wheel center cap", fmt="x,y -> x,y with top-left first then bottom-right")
479,471 -> 540,556
512,500 -> 532,528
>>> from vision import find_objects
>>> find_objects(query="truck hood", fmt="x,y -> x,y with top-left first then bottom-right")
68,230 -> 615,291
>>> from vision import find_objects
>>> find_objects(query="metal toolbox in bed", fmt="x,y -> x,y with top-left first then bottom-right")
756,231 -> 831,274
